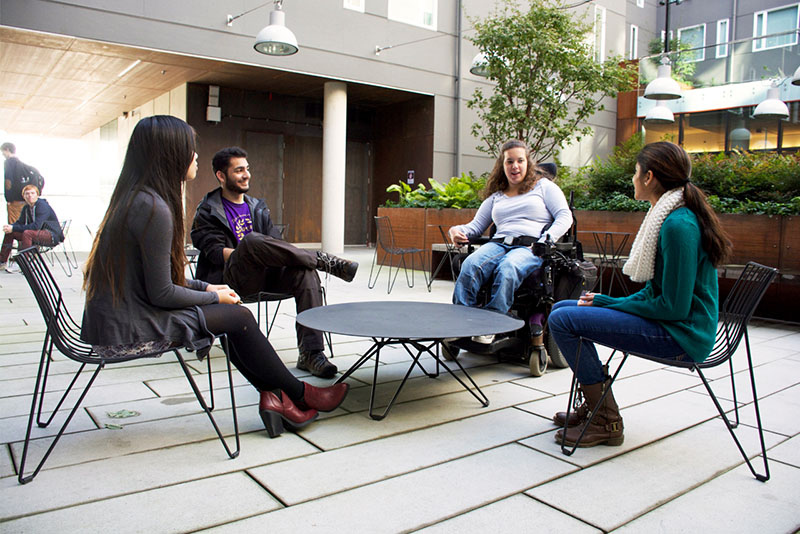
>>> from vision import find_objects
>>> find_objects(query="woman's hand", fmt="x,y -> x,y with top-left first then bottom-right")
2,225 -> 12,234
449,227 -> 469,245
214,287 -> 241,305
577,292 -> 597,306
205,284 -> 233,293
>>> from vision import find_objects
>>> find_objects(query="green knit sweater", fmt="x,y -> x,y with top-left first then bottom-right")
592,207 -> 718,362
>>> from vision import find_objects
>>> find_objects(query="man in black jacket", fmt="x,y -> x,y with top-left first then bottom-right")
1,184 -> 63,272
191,147 -> 357,378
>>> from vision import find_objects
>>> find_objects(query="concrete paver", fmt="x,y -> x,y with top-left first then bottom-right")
1,248 -> 798,533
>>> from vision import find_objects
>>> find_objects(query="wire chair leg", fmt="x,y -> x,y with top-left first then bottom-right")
367,247 -> 386,290
174,344 -> 240,459
18,364 -> 103,484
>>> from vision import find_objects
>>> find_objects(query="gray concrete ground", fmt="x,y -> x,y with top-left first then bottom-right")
1,246 -> 798,533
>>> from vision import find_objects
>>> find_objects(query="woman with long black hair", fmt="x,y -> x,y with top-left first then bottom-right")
549,141 -> 731,447
81,115 -> 347,437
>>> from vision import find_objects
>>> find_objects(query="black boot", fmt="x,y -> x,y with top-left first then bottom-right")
297,350 -> 338,379
316,251 -> 358,282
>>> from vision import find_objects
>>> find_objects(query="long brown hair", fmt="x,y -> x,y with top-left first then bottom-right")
482,139 -> 540,198
636,141 -> 731,266
84,115 -> 195,302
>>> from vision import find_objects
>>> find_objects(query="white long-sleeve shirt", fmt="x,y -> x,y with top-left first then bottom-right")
453,179 -> 573,242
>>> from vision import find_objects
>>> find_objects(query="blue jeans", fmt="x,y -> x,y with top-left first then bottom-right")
453,242 -> 542,314
548,300 -> 687,385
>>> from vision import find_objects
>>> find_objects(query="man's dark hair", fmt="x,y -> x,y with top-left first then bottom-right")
1,142 -> 16,153
212,146 -> 248,175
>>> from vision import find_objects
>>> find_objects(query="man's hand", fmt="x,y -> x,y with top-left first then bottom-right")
2,225 -> 12,234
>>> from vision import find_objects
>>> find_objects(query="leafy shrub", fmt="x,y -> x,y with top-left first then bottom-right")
559,134 -> 800,214
385,173 -> 486,209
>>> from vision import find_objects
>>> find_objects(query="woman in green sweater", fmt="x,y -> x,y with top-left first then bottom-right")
548,141 -> 730,447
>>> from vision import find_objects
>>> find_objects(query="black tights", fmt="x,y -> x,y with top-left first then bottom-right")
200,303 -> 304,400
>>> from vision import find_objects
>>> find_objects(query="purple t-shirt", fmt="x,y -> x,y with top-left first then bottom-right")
221,198 -> 253,243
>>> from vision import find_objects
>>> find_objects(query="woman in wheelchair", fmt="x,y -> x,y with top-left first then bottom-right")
448,139 -> 573,343
548,141 -> 730,448
81,116 -> 348,439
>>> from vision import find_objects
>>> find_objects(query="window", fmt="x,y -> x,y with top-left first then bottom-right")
343,0 -> 364,13
637,0 -> 644,7
593,5 -> 607,62
388,0 -> 437,31
716,19 -> 729,57
629,24 -> 639,60
678,23 -> 705,62
754,4 -> 799,51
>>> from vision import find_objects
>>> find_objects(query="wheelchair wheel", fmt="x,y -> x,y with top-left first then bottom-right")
545,330 -> 569,368
442,341 -> 460,361
528,345 -> 548,377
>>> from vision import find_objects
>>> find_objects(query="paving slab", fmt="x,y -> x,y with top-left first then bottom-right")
0,472 -> 280,534
611,461 -> 800,533
769,434 -> 800,467
7,407 -> 255,472
0,431 -> 317,519
202,444 -> 574,534
298,381 -> 548,450
0,408 -> 97,444
527,419 -> 785,532
520,389 -> 734,468
250,407 -> 558,505
0,381 -> 156,419
738,383 -> 800,437
415,493 -> 602,534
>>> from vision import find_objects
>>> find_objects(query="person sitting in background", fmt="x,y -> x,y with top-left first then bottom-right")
448,139 -> 573,343
1,185 -> 63,272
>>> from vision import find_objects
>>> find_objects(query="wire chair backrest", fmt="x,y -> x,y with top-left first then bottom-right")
374,216 -> 398,253
701,262 -> 778,368
15,247 -> 96,364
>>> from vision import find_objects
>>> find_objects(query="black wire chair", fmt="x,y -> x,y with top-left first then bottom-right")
559,261 -> 778,482
14,247 -> 240,484
368,216 -> 429,294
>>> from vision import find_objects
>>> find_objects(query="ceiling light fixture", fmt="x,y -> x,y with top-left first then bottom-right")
117,59 -> 141,78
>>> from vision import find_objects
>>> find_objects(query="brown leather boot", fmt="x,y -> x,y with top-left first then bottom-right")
259,390 -> 319,438
297,382 -> 350,412
555,380 -> 624,447
553,385 -> 589,428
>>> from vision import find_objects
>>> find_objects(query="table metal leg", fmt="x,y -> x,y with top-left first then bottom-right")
336,337 -> 490,421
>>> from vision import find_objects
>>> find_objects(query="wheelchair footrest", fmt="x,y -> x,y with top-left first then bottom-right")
449,335 -> 524,356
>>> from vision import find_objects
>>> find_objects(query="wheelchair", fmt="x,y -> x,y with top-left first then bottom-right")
442,226 -> 597,377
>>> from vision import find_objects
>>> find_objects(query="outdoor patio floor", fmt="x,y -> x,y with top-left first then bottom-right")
1,246 -> 798,533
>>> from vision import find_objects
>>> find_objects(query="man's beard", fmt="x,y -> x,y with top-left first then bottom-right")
224,174 -> 249,194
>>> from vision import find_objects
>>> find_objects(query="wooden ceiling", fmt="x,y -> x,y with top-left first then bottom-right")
0,27 -> 416,138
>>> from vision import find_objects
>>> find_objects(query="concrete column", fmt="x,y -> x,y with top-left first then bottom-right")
321,81 -> 347,254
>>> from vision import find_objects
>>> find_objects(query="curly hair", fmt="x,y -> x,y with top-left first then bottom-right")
481,139 -> 540,199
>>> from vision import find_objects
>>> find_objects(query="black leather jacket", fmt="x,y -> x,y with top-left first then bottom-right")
190,188 -> 281,284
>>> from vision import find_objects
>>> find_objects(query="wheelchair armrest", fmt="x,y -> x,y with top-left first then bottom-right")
468,236 -> 491,245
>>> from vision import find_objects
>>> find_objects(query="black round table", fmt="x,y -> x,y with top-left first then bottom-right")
297,301 -> 523,420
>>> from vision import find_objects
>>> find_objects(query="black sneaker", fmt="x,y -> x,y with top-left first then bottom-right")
316,251 -> 358,282
297,350 -> 338,379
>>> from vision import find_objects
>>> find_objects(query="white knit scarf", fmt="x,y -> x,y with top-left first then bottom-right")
622,188 -> 684,283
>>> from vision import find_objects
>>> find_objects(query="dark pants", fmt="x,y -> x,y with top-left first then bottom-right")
201,303 -> 304,400
223,232 -> 324,353
1,229 -> 54,263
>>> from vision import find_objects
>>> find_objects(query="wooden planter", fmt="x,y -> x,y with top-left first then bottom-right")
375,207 -> 477,267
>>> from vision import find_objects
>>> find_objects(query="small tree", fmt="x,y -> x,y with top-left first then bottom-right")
467,0 -> 635,160
646,37 -> 696,87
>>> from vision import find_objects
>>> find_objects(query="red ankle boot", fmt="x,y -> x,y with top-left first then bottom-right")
259,390 -> 318,438
297,382 -> 349,412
